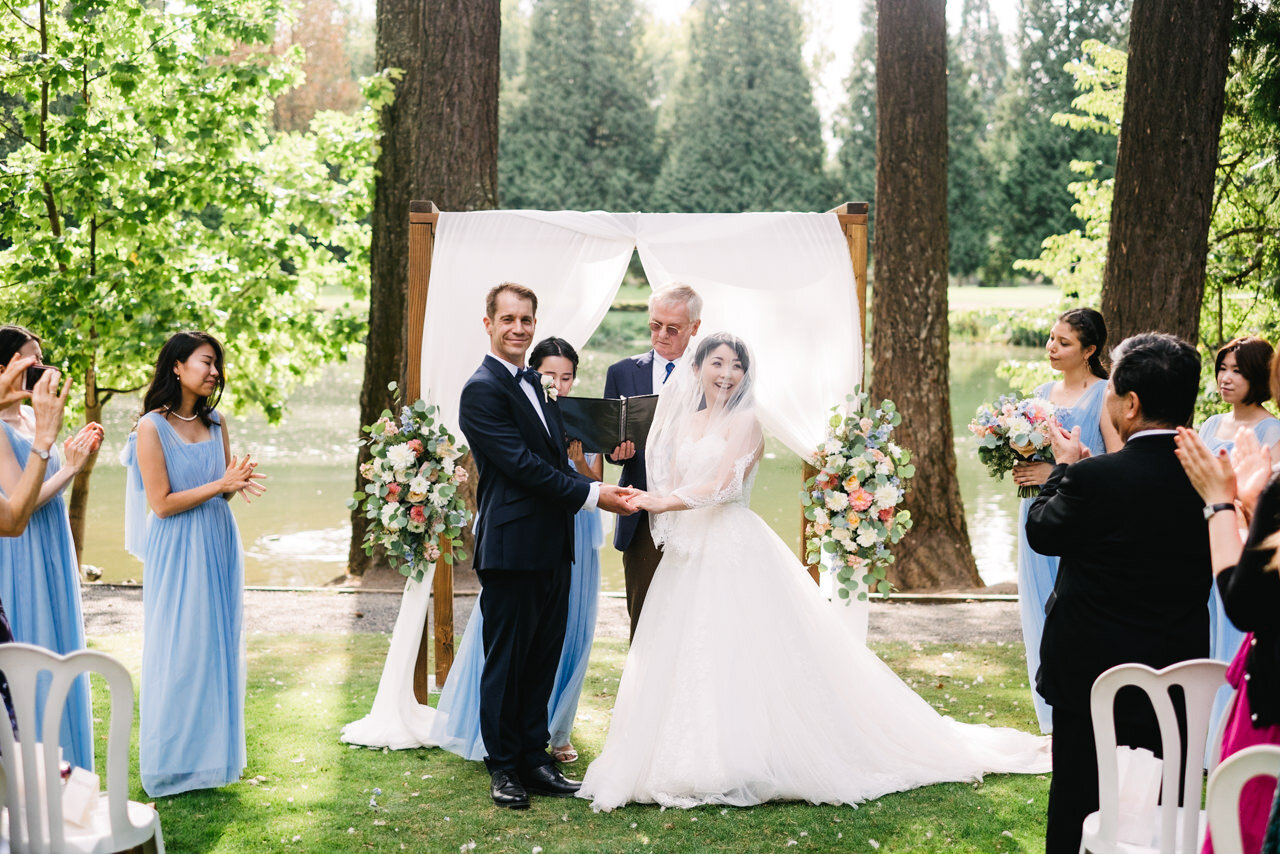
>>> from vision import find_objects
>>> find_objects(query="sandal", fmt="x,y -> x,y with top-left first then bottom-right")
551,743 -> 578,764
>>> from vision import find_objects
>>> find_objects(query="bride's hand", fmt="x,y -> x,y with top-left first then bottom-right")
632,491 -> 684,514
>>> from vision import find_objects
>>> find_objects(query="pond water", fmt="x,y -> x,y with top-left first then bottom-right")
81,343 -> 1035,590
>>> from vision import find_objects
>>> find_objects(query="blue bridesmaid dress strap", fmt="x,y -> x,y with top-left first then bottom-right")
120,430 -> 149,560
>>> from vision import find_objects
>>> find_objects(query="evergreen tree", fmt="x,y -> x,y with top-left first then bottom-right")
994,0 -> 1128,276
655,0 -> 831,213
500,0 -> 659,211
836,0 -> 876,221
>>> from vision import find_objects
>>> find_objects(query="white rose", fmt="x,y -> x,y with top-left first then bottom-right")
874,484 -> 900,509
380,503 -> 399,527
832,526 -> 852,543
386,444 -> 416,471
857,527 -> 879,547
875,461 -> 892,476
825,491 -> 849,512
813,508 -> 829,526
827,455 -> 846,470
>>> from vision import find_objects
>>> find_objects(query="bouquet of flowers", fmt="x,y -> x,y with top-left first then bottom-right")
348,383 -> 472,582
967,394 -> 1057,498
802,390 -> 915,601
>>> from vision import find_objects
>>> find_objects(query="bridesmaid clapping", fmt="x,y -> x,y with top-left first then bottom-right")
1011,308 -> 1121,733
124,331 -> 265,796
0,325 -> 102,770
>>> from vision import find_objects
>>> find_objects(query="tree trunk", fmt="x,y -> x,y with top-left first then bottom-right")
1099,0 -> 1233,346
66,399 -> 103,563
348,0 -> 500,576
872,0 -> 981,590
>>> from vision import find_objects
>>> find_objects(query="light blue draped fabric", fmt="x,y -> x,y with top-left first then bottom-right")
119,431 -> 149,560
429,457 -> 603,759
1017,379 -> 1108,733
0,418 -> 93,769
1199,413 -> 1280,760
131,411 -> 246,797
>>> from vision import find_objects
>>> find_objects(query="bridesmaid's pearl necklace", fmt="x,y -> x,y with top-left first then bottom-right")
166,408 -> 199,422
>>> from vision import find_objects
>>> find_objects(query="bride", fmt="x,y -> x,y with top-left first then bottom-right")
577,332 -> 1051,811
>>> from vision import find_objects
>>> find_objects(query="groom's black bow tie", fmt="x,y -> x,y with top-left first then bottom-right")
515,366 -> 542,387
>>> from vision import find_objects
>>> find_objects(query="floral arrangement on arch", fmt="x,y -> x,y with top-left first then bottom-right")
348,383 -> 472,582
802,390 -> 915,601
967,394 -> 1057,498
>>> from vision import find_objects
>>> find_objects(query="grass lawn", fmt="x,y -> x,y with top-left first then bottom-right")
85,634 -> 1051,853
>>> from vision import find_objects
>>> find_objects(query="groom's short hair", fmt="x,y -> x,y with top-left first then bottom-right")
1110,332 -> 1201,428
486,282 -> 538,319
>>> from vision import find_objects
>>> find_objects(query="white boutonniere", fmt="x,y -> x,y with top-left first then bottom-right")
540,374 -> 558,402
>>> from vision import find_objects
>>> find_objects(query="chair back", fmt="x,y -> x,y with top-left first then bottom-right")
0,643 -> 138,854
1090,659 -> 1229,854
1205,744 -> 1280,854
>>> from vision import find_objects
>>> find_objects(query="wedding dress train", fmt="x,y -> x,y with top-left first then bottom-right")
578,431 -> 1050,811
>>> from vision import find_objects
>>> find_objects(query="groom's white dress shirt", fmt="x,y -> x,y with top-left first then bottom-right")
491,352 -> 600,511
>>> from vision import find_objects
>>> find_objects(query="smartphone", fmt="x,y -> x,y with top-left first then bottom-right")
22,364 -> 52,391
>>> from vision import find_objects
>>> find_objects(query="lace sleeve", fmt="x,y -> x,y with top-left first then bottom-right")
671,419 -> 764,510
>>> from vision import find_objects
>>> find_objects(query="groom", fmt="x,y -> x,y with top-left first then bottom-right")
1025,332 -> 1211,854
458,282 -> 637,809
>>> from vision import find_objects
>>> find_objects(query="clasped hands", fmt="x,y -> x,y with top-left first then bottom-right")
596,484 -> 682,516
1011,423 -> 1090,488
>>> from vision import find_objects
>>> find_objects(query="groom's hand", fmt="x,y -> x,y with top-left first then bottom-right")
598,484 -> 638,515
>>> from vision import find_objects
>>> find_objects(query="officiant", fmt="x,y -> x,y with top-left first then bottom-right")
604,284 -> 702,641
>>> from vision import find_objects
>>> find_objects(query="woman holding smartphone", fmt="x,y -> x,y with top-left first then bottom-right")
0,326 -> 102,769
124,331 -> 265,796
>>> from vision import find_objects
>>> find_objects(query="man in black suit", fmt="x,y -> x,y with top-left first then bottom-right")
604,284 -> 701,640
458,283 -> 637,809
1026,332 -> 1212,854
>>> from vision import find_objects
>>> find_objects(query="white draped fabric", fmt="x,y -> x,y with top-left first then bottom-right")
342,210 -> 864,750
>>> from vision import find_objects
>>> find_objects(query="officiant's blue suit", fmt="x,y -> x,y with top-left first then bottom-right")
459,354 -> 592,775
603,351 -> 654,550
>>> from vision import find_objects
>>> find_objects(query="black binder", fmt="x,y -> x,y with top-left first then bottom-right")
557,395 -> 660,454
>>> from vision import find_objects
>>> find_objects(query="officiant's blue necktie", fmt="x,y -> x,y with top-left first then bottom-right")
663,362 -> 675,384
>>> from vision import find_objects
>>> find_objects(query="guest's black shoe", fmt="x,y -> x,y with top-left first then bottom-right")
522,763 -> 581,797
490,770 -> 530,809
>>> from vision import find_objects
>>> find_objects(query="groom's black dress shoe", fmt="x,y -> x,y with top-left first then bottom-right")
522,763 -> 581,797
490,770 -> 530,809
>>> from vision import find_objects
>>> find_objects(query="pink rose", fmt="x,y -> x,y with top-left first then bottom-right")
385,482 -> 401,502
850,489 -> 874,512
425,542 -> 441,562
453,467 -> 468,484
878,507 -> 894,522
409,505 -> 427,524
407,439 -> 424,456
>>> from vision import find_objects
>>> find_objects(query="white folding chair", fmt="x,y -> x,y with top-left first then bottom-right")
1205,744 -> 1280,854
1081,659 -> 1228,854
0,643 -> 164,854
1206,686 -> 1235,772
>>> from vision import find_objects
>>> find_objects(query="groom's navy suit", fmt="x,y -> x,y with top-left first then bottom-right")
1025,433 -> 1211,854
459,354 -> 592,775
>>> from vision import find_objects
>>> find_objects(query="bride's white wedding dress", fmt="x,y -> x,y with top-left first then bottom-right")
577,428 -> 1051,811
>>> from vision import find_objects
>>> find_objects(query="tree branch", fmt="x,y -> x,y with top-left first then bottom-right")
1,0 -> 37,31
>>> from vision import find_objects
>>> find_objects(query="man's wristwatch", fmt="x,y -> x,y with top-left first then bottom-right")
1203,502 -> 1236,520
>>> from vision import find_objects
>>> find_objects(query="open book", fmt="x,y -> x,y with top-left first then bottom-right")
558,395 -> 660,454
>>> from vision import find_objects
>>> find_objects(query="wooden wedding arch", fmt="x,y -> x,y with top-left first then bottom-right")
403,201 -> 869,701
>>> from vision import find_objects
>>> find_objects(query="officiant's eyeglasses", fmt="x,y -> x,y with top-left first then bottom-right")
648,320 -> 685,337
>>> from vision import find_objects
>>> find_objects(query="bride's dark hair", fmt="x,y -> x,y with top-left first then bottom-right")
693,332 -> 750,373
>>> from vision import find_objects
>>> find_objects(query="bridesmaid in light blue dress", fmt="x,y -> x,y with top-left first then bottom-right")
1012,309 -> 1120,734
0,326 -> 103,769
430,337 -> 602,764
124,331 -> 265,797
1198,335 -> 1280,752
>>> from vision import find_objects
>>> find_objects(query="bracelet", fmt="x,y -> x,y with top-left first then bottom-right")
1203,502 -> 1236,521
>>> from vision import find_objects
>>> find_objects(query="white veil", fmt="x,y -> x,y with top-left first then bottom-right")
646,332 -> 764,550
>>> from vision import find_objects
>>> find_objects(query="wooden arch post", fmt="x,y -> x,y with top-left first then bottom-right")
800,202 -> 870,582
404,200 -> 451,704
404,201 -> 869,693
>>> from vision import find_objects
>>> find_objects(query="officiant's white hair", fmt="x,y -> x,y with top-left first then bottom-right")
648,284 -> 702,322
